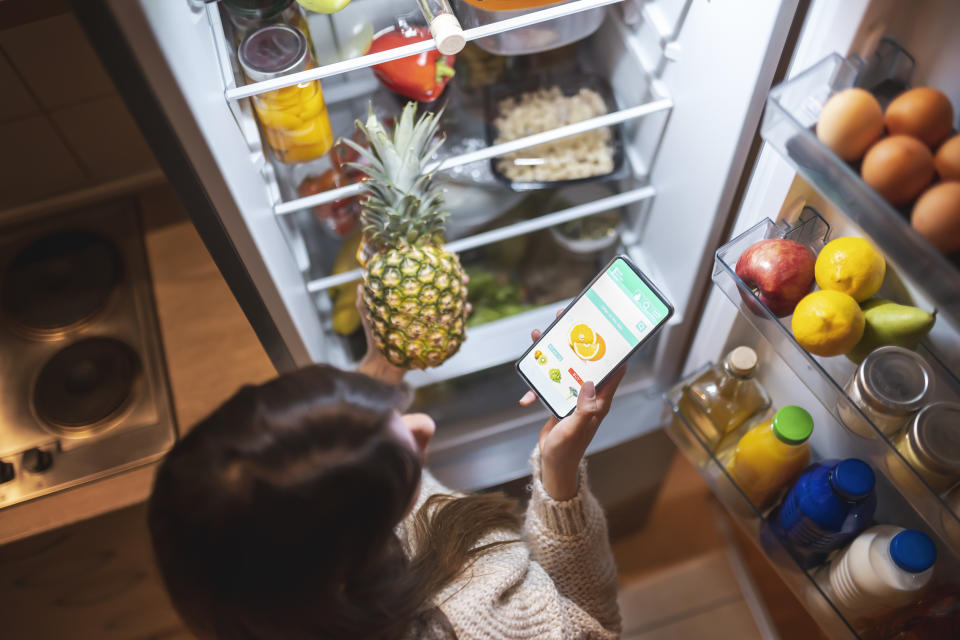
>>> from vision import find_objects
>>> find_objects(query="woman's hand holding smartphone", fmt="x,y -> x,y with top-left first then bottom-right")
520,311 -> 627,500
516,256 -> 673,500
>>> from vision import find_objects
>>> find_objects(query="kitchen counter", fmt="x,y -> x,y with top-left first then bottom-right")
0,185 -> 276,545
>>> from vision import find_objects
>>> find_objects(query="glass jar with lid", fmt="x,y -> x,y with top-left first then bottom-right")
888,402 -> 960,493
239,25 -> 333,164
839,346 -> 934,439
223,0 -> 311,47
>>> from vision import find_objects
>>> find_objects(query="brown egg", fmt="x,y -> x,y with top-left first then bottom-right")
935,134 -> 960,181
816,88 -> 884,161
911,182 -> 960,253
861,135 -> 935,206
885,87 -> 955,148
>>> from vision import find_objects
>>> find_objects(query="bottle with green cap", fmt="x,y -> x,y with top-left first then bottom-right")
725,405 -> 814,510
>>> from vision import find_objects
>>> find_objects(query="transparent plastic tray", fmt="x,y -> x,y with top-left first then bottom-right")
762,52 -> 960,326
712,210 -> 960,555
663,383 -> 859,640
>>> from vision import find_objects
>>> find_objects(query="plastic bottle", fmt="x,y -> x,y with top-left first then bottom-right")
817,525 -> 936,623
725,405 -> 813,511
678,346 -> 771,450
769,458 -> 877,568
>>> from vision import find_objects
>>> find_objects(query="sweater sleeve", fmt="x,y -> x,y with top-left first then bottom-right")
523,448 -> 621,636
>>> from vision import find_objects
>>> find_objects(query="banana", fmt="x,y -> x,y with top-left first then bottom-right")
331,232 -> 363,335
847,298 -> 936,364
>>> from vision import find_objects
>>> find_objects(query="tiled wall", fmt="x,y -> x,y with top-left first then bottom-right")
0,12 -> 159,210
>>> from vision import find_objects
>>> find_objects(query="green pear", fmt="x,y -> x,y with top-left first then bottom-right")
846,298 -> 936,364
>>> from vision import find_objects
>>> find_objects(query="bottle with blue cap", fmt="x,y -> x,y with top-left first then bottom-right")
816,525 -> 936,623
769,458 -> 877,568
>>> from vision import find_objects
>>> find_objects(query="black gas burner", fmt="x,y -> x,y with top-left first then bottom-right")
1,231 -> 123,337
33,337 -> 141,430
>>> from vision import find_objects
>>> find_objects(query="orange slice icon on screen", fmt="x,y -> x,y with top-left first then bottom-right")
569,323 -> 595,346
590,335 -> 606,361
569,322 -> 605,362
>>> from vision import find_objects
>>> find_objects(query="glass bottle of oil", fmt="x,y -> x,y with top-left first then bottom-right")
677,346 -> 771,451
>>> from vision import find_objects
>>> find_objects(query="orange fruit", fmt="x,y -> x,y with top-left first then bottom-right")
589,335 -> 606,361
569,323 -> 595,345
573,340 -> 600,360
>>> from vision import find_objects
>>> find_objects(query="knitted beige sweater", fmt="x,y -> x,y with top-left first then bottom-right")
396,451 -> 621,639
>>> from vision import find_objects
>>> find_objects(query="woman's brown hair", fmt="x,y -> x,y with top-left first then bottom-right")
148,365 -> 520,639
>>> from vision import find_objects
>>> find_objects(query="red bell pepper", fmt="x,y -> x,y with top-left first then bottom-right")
368,24 -> 456,103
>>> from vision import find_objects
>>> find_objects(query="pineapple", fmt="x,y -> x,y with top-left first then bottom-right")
343,102 -> 467,369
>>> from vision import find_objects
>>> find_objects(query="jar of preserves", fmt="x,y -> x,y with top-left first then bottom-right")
223,0 -> 310,47
239,25 -> 333,164
839,346 -> 933,439
888,402 -> 960,493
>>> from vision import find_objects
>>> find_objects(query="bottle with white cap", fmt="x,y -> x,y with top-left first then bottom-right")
678,346 -> 772,450
417,0 -> 466,56
815,525 -> 937,623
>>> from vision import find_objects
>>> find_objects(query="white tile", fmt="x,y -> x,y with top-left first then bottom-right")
0,52 -> 38,122
0,115 -> 87,209
51,95 -> 158,182
0,14 -> 114,110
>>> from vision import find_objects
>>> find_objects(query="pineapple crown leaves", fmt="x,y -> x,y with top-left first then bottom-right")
341,102 -> 450,247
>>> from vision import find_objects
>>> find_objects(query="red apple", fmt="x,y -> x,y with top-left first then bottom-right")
735,238 -> 816,317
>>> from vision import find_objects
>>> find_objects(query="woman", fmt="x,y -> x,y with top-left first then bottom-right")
148,303 -> 624,639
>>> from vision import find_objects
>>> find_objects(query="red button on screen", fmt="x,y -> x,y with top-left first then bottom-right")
568,368 -> 583,386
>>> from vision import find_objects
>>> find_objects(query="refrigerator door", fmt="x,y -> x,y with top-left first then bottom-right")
681,0 -> 960,636
77,0 -> 338,371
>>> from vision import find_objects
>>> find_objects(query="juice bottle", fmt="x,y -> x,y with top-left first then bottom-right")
239,25 -> 334,164
677,346 -> 771,449
725,405 -> 813,511
815,525 -> 936,623
769,458 -> 876,568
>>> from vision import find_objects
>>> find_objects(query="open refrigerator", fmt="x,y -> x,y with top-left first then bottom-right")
78,0 -> 960,637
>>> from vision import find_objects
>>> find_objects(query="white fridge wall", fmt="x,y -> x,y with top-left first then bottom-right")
107,0 -> 336,368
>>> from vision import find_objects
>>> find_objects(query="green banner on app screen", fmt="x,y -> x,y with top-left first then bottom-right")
608,262 -> 669,321
586,290 -> 638,347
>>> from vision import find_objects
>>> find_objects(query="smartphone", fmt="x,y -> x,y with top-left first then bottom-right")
515,255 -> 674,419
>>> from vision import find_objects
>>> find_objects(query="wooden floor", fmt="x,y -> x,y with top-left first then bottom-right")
0,449 -> 828,639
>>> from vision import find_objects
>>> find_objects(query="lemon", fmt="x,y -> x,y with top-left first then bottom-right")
815,237 -> 886,302
792,290 -> 865,357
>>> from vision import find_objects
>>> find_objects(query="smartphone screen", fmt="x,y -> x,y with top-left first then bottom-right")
516,256 -> 673,419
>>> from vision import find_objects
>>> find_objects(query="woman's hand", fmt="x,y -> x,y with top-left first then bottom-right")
520,313 -> 627,501
355,284 -> 407,385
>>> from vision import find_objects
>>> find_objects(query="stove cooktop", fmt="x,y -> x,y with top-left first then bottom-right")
0,200 -> 177,508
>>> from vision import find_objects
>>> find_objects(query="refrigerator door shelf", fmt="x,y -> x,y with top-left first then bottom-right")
664,385 -> 860,639
712,211 -> 960,555
762,51 -> 960,327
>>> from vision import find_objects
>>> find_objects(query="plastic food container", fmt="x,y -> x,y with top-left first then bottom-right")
546,184 -> 621,255
453,0 -> 605,56
484,73 -> 625,191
